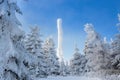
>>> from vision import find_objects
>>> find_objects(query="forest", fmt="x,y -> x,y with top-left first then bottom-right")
0,0 -> 120,80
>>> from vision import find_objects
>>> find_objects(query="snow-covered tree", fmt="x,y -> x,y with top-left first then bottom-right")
0,0 -> 30,80
70,45 -> 87,76
59,60 -> 67,76
102,37 -> 112,70
43,37 -> 60,76
103,37 -> 111,53
70,46 -> 81,75
65,61 -> 70,75
84,23 -> 105,75
110,14 -> 120,70
80,55 -> 87,75
25,26 -> 47,78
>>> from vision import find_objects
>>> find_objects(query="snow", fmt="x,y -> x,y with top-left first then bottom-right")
57,18 -> 63,63
1,0 -> 120,79
43,37 -> 60,76
36,76 -> 101,80
70,45 -> 87,75
84,23 -> 105,74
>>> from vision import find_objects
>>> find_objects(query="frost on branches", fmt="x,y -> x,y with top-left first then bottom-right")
43,37 -> 60,76
0,0 -> 29,80
111,34 -> 120,70
110,14 -> 120,71
25,26 -> 48,78
70,45 -> 87,76
84,23 -> 106,76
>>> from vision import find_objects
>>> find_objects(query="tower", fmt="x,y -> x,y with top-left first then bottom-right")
57,18 -> 63,62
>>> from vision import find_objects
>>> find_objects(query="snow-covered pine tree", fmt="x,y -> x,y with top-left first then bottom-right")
110,14 -> 120,70
59,60 -> 66,76
70,45 -> 81,75
111,37 -> 120,70
43,37 -> 60,76
0,0 -> 30,80
25,26 -> 47,78
65,61 -> 70,75
79,55 -> 87,75
84,23 -> 105,76
102,37 -> 112,70
70,44 -> 87,76
103,37 -> 111,54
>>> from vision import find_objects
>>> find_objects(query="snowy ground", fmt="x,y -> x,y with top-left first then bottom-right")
37,76 -> 102,80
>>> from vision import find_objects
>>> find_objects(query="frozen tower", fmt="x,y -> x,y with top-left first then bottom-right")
57,18 -> 63,62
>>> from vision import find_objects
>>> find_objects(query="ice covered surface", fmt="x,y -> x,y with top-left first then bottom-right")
36,76 -> 101,80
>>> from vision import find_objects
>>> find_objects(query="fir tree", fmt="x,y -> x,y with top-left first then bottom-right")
43,37 -> 60,76
70,44 -> 87,76
59,60 -> 66,76
25,26 -> 47,78
111,14 -> 120,70
84,23 -> 105,76
70,45 -> 81,75
0,0 -> 29,80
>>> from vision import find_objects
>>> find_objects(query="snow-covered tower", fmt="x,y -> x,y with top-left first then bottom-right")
57,18 -> 63,62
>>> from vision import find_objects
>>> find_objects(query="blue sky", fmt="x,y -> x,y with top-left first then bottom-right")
17,0 -> 120,60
